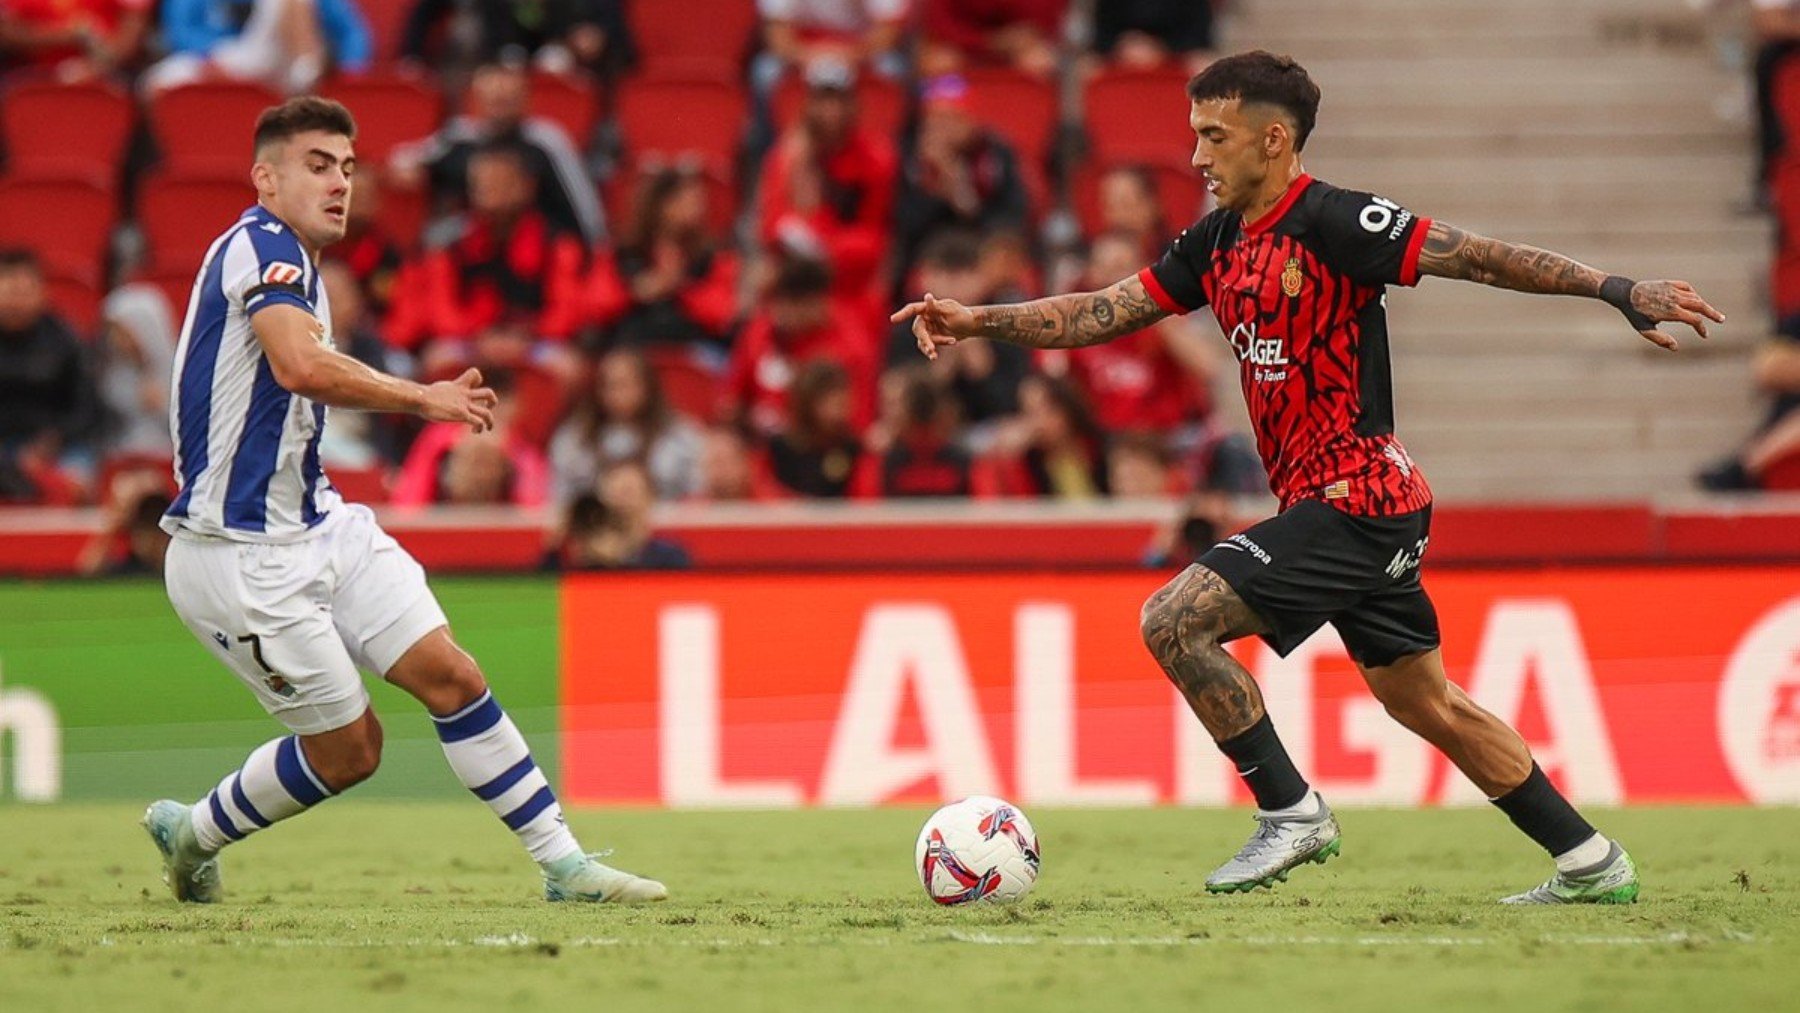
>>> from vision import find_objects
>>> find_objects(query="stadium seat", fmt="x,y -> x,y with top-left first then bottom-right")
0,174 -> 116,278
326,465 -> 390,504
148,80 -> 285,174
0,79 -> 135,179
357,0 -> 414,63
1070,161 -> 1209,238
137,173 -> 256,274
645,345 -> 723,420
42,268 -> 101,337
1083,67 -> 1194,164
529,70 -> 603,147
771,72 -> 908,140
616,76 -> 748,172
318,70 -> 444,164
628,0 -> 758,78
963,68 -> 1059,172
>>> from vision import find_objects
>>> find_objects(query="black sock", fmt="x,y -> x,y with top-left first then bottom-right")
1489,763 -> 1596,857
1216,714 -> 1310,811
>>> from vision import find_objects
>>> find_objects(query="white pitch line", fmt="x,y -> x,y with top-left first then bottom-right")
69,930 -> 1755,952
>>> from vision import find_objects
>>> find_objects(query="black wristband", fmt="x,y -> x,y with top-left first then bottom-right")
1600,275 -> 1656,331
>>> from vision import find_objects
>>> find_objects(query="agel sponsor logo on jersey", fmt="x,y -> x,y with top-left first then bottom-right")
1229,322 -> 1288,381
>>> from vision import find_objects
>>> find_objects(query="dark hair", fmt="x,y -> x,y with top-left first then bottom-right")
916,230 -> 982,273
1025,372 -> 1106,448
1186,50 -> 1320,150
770,256 -> 832,301
0,247 -> 42,274
901,370 -> 944,429
621,163 -> 707,254
578,347 -> 674,445
787,359 -> 852,448
253,96 -> 356,157
469,138 -> 534,176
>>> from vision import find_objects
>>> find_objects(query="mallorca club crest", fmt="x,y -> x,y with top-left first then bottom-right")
1281,257 -> 1304,298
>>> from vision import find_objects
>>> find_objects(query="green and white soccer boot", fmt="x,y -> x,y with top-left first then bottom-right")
1500,841 -> 1639,905
542,851 -> 668,904
142,799 -> 222,904
1205,791 -> 1342,893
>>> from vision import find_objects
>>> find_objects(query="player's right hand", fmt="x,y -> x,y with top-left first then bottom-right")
890,293 -> 979,361
420,368 -> 498,433
1628,280 -> 1724,351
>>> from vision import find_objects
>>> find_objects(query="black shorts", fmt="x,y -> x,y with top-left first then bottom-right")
1197,499 -> 1439,668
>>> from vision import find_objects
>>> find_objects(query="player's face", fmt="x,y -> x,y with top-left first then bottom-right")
1189,98 -> 1272,214
257,130 -> 355,251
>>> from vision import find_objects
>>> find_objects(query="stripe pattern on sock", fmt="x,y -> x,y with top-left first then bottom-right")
432,690 -> 579,863
190,735 -> 334,852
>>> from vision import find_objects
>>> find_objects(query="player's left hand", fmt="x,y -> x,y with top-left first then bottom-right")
1629,280 -> 1724,350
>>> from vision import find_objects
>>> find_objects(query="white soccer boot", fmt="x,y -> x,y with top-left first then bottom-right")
542,851 -> 668,904
143,799 -> 223,903
1205,791 -> 1342,893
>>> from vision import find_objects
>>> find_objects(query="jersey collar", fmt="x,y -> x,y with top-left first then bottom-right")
1241,173 -> 1313,236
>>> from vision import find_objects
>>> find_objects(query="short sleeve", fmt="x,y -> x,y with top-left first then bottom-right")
1311,186 -> 1432,288
222,223 -> 314,318
1139,217 -> 1219,313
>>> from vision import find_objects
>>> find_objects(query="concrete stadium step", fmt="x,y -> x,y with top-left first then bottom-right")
1305,126 -> 1748,161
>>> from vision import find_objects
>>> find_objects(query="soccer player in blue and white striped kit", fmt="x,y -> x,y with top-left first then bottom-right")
143,96 -> 665,905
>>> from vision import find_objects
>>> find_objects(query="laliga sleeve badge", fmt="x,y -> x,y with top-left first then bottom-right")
1281,257 -> 1304,298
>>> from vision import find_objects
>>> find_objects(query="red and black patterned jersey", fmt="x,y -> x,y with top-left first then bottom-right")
1138,174 -> 1433,516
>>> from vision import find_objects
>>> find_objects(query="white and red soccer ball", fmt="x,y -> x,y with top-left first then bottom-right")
915,796 -> 1041,905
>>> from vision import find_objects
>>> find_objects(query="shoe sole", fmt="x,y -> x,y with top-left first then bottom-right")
1205,835 -> 1341,894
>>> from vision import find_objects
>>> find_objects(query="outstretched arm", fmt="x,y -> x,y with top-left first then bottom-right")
1414,220 -> 1724,350
890,275 -> 1171,360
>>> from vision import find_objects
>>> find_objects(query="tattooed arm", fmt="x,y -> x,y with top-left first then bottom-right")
1414,220 -> 1725,350
889,274 -> 1171,360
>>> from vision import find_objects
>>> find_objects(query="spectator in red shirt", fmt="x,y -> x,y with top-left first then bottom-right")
918,0 -> 1064,80
400,141 -> 586,386
761,358 -> 864,497
1039,228 -> 1216,432
332,168 -> 407,331
721,256 -> 875,438
390,371 -> 551,507
759,57 -> 898,303
0,0 -> 151,78
863,366 -> 974,498
585,163 -> 739,351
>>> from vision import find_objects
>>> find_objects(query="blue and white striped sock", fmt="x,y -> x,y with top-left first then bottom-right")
431,690 -> 581,865
189,736 -> 334,853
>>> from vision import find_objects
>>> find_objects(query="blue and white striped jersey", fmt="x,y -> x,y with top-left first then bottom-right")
162,204 -> 342,543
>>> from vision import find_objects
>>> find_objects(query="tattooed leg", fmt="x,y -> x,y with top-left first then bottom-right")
1138,565 -> 1272,741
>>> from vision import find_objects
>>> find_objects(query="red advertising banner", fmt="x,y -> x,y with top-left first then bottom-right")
560,568 -> 1800,806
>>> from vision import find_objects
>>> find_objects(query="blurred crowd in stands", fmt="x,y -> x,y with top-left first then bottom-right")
1719,0 -> 1800,491
0,0 -> 1258,572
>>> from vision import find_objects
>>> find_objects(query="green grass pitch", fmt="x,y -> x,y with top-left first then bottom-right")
1,804 -> 1796,1012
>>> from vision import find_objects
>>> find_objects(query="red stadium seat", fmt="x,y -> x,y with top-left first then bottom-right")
43,268 -> 101,336
358,0 -> 413,63
326,465 -> 390,504
0,79 -> 135,179
148,80 -> 284,174
963,67 -> 1059,170
629,0 -> 757,78
616,76 -> 747,171
318,70 -> 444,163
1070,161 -> 1209,238
1083,67 -> 1194,164
529,70 -> 602,146
0,174 -> 116,277
771,72 -> 908,140
138,173 -> 256,274
645,346 -> 723,421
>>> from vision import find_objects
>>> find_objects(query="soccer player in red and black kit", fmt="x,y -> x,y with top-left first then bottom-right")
894,51 -> 1724,903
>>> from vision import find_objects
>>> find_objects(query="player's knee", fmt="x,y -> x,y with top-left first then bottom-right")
418,652 -> 488,715
1139,574 -> 1225,666
311,715 -> 383,790
1372,680 -> 1450,733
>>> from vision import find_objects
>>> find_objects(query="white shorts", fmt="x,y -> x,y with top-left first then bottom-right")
164,504 -> 449,736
